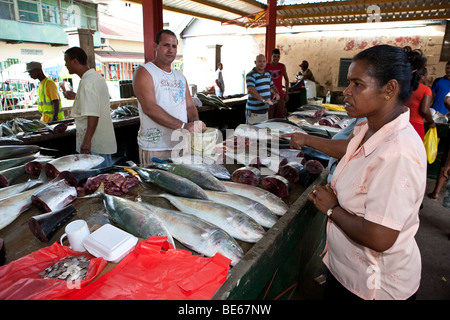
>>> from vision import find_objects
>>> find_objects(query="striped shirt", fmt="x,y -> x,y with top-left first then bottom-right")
246,68 -> 273,111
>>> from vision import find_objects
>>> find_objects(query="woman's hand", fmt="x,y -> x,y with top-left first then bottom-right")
281,132 -> 309,149
307,184 -> 338,216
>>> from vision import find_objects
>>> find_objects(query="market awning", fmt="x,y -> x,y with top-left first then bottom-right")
126,0 -> 450,27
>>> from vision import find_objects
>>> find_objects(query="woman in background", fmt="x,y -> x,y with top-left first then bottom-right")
403,46 -> 435,140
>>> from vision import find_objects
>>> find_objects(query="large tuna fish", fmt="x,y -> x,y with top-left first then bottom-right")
156,193 -> 265,243
149,162 -> 226,191
0,158 -> 51,188
0,155 -> 36,171
221,181 -> 289,216
139,200 -> 244,266
101,191 -> 176,249
203,190 -> 278,228
45,154 -> 105,178
0,145 -> 41,160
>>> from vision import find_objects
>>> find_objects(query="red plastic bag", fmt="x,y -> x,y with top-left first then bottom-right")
0,242 -> 107,300
66,237 -> 231,300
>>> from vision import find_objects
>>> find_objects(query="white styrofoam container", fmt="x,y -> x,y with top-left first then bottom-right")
83,224 -> 138,263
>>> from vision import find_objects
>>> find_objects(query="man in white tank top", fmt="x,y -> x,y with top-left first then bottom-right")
133,29 -> 206,165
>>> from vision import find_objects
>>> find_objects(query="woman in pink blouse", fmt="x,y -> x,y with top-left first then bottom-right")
284,45 -> 426,300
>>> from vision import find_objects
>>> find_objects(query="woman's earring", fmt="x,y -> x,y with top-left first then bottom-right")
385,95 -> 391,101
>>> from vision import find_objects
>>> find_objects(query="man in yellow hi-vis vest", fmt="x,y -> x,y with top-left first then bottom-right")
26,61 -> 64,122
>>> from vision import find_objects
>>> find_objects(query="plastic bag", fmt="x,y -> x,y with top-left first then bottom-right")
424,127 -> 439,164
0,242 -> 107,300
66,237 -> 231,300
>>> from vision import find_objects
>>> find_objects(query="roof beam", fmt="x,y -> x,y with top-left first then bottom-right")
163,5 -> 229,23
187,0 -> 250,17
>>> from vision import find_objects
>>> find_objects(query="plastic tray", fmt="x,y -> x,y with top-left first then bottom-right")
83,224 -> 138,263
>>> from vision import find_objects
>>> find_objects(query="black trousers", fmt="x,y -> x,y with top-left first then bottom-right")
324,270 -> 417,301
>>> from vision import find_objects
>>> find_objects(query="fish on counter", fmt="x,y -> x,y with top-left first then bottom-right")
231,166 -> 261,186
261,175 -> 291,198
31,178 -> 77,213
45,154 -> 105,178
0,155 -> 37,171
254,119 -> 309,136
0,145 -> 42,160
0,183 -> 48,231
298,160 -> 324,188
203,190 -> 278,229
139,200 -> 244,266
154,193 -> 265,243
0,157 -> 51,188
100,190 -> 176,249
128,162 -> 208,200
221,181 -> 289,216
148,162 -> 226,191
0,179 -> 44,200
278,162 -> 304,183
28,204 -> 77,243
56,166 -> 118,187
168,154 -> 231,180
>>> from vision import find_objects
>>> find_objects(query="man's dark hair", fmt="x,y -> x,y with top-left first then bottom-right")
272,48 -> 280,55
65,47 -> 88,65
155,29 -> 177,44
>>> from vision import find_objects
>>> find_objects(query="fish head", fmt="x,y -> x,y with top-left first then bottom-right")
232,214 -> 265,242
209,230 -> 244,267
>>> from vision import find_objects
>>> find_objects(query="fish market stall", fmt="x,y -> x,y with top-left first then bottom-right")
0,136 -> 329,300
0,101 -> 348,300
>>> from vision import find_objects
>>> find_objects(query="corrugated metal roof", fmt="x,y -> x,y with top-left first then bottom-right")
127,0 -> 450,27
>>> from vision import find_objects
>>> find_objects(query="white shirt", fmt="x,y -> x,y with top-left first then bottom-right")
71,69 -> 117,154
136,62 -> 188,151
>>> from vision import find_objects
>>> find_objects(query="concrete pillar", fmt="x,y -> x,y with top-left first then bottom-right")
64,27 -> 96,69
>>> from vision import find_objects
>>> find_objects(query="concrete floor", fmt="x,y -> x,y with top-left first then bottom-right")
295,178 -> 450,300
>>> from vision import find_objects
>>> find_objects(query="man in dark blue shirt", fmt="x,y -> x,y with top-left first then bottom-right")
245,54 -> 280,124
431,61 -> 450,114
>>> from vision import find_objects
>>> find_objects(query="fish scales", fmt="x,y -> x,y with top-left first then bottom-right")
136,167 -> 208,200
0,183 -> 48,230
45,154 -> 105,178
149,162 -> 226,191
157,193 -> 265,243
101,193 -> 176,248
203,190 -> 278,228
139,201 -> 244,266
221,181 -> 289,216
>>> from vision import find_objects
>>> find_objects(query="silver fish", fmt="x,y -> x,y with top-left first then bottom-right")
101,192 -> 176,249
45,154 -> 105,178
0,145 -> 41,160
221,181 -> 289,216
203,190 -> 278,228
134,166 -> 208,200
31,178 -> 77,213
0,179 -> 44,200
149,162 -> 226,191
170,155 -> 231,180
139,200 -> 244,266
156,193 -> 265,243
0,183 -> 48,230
